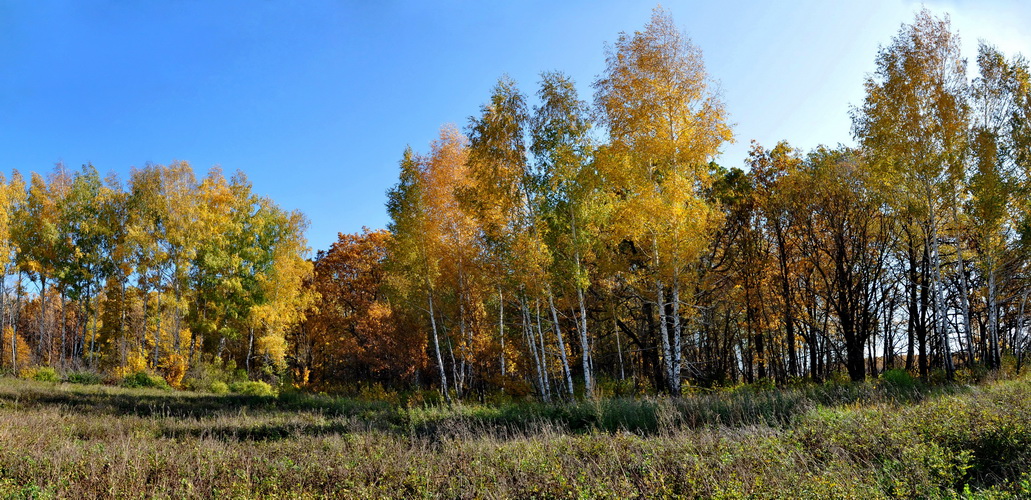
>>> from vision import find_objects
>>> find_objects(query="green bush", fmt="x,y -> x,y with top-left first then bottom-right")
65,371 -> 103,385
357,383 -> 398,404
181,356 -> 246,392
229,380 -> 276,397
210,381 -> 230,394
882,368 -> 918,390
29,367 -> 60,383
121,371 -> 171,390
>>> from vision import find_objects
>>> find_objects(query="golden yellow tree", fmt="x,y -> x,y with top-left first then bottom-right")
593,7 -> 732,393
853,9 -> 968,378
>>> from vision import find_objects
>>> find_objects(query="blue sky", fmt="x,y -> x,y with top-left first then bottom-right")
1,0 -> 1028,253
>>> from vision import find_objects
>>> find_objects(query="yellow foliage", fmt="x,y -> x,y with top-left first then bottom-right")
160,352 -> 188,389
294,367 -> 310,388
113,349 -> 149,379
1,327 -> 32,372
256,334 -> 287,370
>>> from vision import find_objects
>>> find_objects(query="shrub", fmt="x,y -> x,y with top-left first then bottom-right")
209,381 -> 230,394
229,380 -> 276,397
358,383 -> 397,404
407,389 -> 442,407
20,366 -> 60,383
121,371 -> 171,390
882,368 -> 918,390
182,356 -> 244,392
113,350 -> 150,379
596,377 -> 638,398
159,353 -> 188,389
65,371 -> 103,385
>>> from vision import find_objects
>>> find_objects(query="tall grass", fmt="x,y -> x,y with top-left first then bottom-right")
0,376 -> 1028,498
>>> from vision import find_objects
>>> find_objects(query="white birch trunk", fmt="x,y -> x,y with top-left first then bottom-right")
548,291 -> 575,398
656,279 -> 674,393
427,291 -> 450,403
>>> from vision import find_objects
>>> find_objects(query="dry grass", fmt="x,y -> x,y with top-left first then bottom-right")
0,376 -> 1028,498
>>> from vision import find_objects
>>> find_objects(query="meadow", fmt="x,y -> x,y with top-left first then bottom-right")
0,372 -> 1029,498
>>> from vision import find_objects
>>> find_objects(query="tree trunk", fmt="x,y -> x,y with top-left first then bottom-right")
59,292 -> 66,369
155,280 -> 163,368
520,298 -> 546,401
1016,289 -> 1028,373
927,209 -> 954,378
246,326 -> 254,376
656,279 -> 673,393
39,276 -> 47,365
548,291 -> 575,398
615,316 -> 625,381
576,285 -> 592,397
774,223 -> 797,377
952,223 -> 974,367
427,291 -> 450,403
987,268 -> 1000,369
0,271 -> 6,368
13,273 -> 23,369
535,299 -> 551,401
670,278 -> 682,395
498,288 -> 505,377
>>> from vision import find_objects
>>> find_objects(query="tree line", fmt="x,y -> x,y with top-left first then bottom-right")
0,162 -> 310,387
5,8 -> 1031,399
296,7 -> 1031,399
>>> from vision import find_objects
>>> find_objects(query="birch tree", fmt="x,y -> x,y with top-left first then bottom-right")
593,7 -> 732,393
853,9 -> 968,378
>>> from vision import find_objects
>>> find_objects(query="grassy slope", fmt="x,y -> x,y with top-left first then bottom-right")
0,376 -> 1029,498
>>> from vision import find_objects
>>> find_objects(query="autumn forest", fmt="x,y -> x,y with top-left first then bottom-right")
1,8 -> 1030,400
311,7 -> 1031,398
4,6 -> 1031,497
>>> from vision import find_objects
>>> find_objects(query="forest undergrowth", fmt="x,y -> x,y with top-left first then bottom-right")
0,372 -> 1029,498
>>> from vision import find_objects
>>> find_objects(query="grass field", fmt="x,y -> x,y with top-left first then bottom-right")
0,375 -> 1029,498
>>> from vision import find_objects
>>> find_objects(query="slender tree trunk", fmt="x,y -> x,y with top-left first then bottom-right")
155,279 -> 162,368
141,281 -> 149,367
457,299 -> 468,392
548,290 -> 574,398
0,271 -> 6,369
88,292 -> 99,369
246,326 -> 254,376
656,279 -> 673,393
535,299 -> 551,401
119,280 -> 128,369
498,288 -> 505,377
927,208 -> 954,378
670,278 -> 682,395
174,273 -> 183,354
615,316 -> 625,381
808,330 -> 820,382
918,270 -> 929,379
988,268 -> 1000,369
1016,289 -> 1028,373
13,273 -> 23,370
576,285 -> 592,397
59,292 -> 66,369
774,224 -> 797,377
642,301 -> 662,391
952,218 -> 974,367
883,296 -> 895,369
521,298 -> 547,401
570,213 -> 593,396
447,337 -> 460,397
39,276 -> 47,365
426,290 -> 450,403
